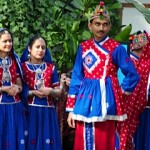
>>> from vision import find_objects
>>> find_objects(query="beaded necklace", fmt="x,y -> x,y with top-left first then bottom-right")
0,56 -> 11,83
31,62 -> 45,90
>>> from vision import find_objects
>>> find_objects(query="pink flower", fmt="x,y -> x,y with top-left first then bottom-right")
100,1 -> 104,6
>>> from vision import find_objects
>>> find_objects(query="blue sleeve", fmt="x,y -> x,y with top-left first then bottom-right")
68,45 -> 84,95
52,66 -> 59,85
20,82 -> 29,111
112,45 -> 140,92
13,52 -> 23,78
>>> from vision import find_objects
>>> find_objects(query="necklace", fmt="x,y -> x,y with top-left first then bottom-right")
31,63 -> 45,89
0,57 -> 11,83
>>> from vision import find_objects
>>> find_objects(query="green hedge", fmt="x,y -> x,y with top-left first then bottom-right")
0,0 -> 122,73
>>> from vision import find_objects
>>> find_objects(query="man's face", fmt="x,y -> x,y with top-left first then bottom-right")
88,18 -> 111,42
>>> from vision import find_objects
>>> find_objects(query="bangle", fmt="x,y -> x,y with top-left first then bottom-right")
18,86 -> 22,93
29,90 -> 33,96
50,89 -> 55,96
60,85 -> 63,90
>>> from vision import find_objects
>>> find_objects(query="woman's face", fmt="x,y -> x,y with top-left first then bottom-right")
29,38 -> 46,63
0,33 -> 12,57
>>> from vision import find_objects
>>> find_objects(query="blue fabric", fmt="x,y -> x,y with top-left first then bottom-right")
73,77 -> 116,118
20,44 -> 53,110
85,123 -> 93,150
20,46 -> 52,63
13,51 -> 23,78
68,39 -> 139,121
69,41 -> 140,98
20,40 -> 61,150
134,108 -> 150,150
68,46 -> 84,96
0,29 -> 27,149
52,66 -> 60,85
115,130 -> 120,150
27,106 -> 62,150
112,45 -> 140,92
130,52 -> 140,60
0,102 -> 27,150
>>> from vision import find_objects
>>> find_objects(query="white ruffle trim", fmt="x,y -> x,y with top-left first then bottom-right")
72,114 -> 127,123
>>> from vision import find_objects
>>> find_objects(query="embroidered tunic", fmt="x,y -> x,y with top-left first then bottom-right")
22,62 -> 59,107
66,37 -> 140,122
0,55 -> 20,103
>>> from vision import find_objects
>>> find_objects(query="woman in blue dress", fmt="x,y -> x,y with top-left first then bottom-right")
0,28 -> 27,150
20,35 -> 62,150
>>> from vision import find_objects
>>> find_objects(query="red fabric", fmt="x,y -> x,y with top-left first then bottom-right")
74,121 -> 115,150
117,36 -> 150,150
66,38 -> 124,113
95,121 -> 115,150
81,38 -> 119,79
22,62 -> 55,106
74,121 -> 84,150
0,54 -> 20,102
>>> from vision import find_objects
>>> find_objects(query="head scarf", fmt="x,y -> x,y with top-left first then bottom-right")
129,30 -> 149,50
0,28 -> 23,78
20,39 -> 53,63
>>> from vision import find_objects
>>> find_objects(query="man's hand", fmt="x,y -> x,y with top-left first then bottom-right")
67,112 -> 75,128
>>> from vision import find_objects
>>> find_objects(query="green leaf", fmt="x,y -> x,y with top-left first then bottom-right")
71,21 -> 80,31
71,0 -> 85,11
0,0 -> 122,73
115,24 -> 132,42
21,27 -> 29,34
82,30 -> 92,40
55,1 -> 66,7
108,2 -> 122,10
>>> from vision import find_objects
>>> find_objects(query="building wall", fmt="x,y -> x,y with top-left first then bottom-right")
119,0 -> 149,3
118,0 -> 150,33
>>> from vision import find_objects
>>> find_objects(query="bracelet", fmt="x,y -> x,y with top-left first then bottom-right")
28,90 -> 33,96
50,89 -> 55,96
18,86 -> 22,93
60,85 -> 63,90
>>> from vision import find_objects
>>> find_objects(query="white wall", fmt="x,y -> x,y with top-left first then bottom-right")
122,7 -> 150,34
119,0 -> 150,34
119,0 -> 150,3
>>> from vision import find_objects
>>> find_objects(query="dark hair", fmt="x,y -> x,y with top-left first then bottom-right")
0,28 -> 13,41
66,70 -> 72,78
136,30 -> 146,35
28,35 -> 47,49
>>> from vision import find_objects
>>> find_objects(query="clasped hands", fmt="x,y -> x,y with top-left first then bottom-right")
29,87 -> 54,98
1,84 -> 22,96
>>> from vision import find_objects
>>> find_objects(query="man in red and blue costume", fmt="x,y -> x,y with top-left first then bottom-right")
66,1 -> 140,150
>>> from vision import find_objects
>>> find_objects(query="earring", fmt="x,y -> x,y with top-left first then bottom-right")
28,53 -> 30,60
